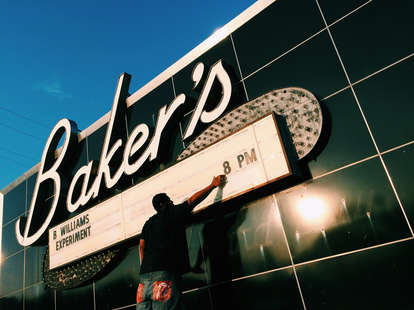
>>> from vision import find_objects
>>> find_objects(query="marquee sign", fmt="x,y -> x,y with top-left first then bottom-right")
13,57 -> 323,274
48,113 -> 292,269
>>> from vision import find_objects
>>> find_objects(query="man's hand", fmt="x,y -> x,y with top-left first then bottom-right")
211,175 -> 226,187
188,175 -> 227,207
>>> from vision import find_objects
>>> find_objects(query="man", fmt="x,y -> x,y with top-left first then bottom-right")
136,175 -> 225,310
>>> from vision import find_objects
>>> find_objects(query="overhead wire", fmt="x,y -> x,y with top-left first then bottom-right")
0,153 -> 31,168
0,122 -> 43,141
0,106 -> 49,129
0,146 -> 37,161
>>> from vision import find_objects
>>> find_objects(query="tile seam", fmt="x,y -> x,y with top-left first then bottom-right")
2,213 -> 25,228
321,53 -> 414,102
294,236 -> 414,268
352,53 -> 414,87
242,0 -> 372,82
381,140 -> 414,155
182,264 -> 293,295
311,154 -> 379,181
181,236 -> 414,295
3,248 -> 24,261
271,195 -> 307,309
172,75 -> 187,150
326,0 -> 373,28
230,34 -> 250,101
242,27 -> 327,82
315,0 -> 414,237
112,304 -> 136,310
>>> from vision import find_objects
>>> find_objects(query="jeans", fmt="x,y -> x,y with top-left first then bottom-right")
136,271 -> 183,310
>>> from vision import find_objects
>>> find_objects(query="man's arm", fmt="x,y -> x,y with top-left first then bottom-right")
187,175 -> 225,209
139,239 -> 145,262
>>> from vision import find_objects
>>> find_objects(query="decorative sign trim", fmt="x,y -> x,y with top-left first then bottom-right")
43,246 -> 121,290
179,87 -> 322,161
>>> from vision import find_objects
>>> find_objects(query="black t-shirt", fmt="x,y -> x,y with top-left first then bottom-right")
139,201 -> 191,275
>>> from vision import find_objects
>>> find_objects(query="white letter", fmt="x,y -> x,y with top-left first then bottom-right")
123,94 -> 186,176
123,124 -> 150,175
147,94 -> 186,160
16,119 -> 78,246
89,73 -> 131,198
66,161 -> 95,212
183,60 -> 232,139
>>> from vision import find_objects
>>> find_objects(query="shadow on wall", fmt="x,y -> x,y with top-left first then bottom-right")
190,195 -> 290,285
0,296 -> 20,309
194,206 -> 246,284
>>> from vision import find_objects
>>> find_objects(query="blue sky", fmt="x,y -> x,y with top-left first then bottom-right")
0,0 -> 256,190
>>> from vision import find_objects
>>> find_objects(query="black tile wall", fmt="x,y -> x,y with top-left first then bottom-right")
2,219 -> 23,258
317,0 -> 369,25
383,144 -> 414,228
95,246 -> 140,310
202,197 -> 291,284
210,268 -> 304,310
0,251 -> 24,297
353,57 -> 414,151
127,79 -> 175,134
25,246 -> 47,287
26,173 -> 37,213
308,89 -> 376,177
182,223 -> 209,291
244,31 -> 348,100
68,138 -> 88,175
55,283 -> 94,310
86,124 -> 107,163
182,287 -> 212,310
330,0 -> 414,82
3,180 -> 26,224
232,0 -> 324,78
297,239 -> 414,309
24,283 -> 54,310
0,290 -> 23,309
277,158 -> 411,263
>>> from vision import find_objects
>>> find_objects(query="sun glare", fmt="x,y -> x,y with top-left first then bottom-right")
298,197 -> 326,222
213,26 -> 223,34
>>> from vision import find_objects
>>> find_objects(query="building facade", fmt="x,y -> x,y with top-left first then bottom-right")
1,0 -> 414,309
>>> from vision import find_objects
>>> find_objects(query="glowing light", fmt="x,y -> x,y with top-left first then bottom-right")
295,230 -> 300,242
298,197 -> 326,222
213,26 -> 223,34
205,25 -> 228,48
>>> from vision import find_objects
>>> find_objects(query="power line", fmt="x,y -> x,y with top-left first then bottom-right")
0,122 -> 43,141
0,106 -> 49,129
0,146 -> 37,161
0,153 -> 31,168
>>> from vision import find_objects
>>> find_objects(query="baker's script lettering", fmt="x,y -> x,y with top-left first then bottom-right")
16,60 -> 232,246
